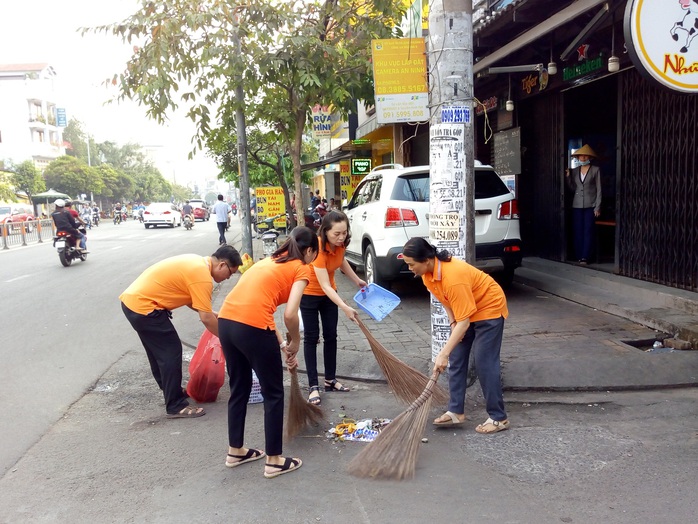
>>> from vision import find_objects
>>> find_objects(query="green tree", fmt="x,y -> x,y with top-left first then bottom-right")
98,0 -> 403,225
43,156 -> 104,199
10,160 -> 45,200
132,168 -> 172,202
0,170 -> 16,202
62,119 -> 98,165
171,183 -> 195,204
93,163 -> 134,203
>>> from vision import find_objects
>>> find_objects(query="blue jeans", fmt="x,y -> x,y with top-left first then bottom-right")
447,316 -> 507,421
300,294 -> 339,388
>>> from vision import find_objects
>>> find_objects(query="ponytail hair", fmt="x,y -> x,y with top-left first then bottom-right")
272,226 -> 319,263
402,237 -> 452,263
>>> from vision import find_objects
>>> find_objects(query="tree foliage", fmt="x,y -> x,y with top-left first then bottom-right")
43,156 -> 102,199
10,160 -> 45,199
96,0 -> 404,222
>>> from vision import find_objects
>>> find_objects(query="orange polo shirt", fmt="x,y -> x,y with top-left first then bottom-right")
120,255 -> 214,315
219,257 -> 311,330
304,239 -> 345,296
422,258 -> 508,323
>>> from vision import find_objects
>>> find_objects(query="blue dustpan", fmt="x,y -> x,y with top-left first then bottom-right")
353,283 -> 401,321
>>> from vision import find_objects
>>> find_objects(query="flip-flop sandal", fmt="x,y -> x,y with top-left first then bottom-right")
226,448 -> 266,468
475,418 -> 510,434
433,411 -> 466,427
166,405 -> 206,419
264,457 -> 302,479
324,379 -> 350,392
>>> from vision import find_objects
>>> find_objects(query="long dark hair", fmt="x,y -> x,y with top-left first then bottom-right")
318,210 -> 351,252
272,226 -> 319,263
402,237 -> 452,263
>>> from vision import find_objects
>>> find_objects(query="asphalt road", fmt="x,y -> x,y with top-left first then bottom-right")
0,216 -> 234,475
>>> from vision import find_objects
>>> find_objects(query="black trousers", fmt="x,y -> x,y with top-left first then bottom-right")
300,294 -> 339,388
216,221 -> 227,244
219,319 -> 285,456
121,303 -> 188,415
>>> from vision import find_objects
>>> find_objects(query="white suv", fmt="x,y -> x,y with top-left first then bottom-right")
343,162 -> 522,287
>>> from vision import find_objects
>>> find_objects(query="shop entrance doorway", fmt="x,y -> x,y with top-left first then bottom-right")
563,74 -> 618,270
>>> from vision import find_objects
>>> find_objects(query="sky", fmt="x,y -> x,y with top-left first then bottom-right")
1,0 -> 221,189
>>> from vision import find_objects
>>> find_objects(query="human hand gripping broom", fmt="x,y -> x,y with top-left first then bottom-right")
283,335 -> 324,440
347,370 -> 441,480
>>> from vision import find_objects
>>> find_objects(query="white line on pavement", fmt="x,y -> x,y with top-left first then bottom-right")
4,274 -> 31,283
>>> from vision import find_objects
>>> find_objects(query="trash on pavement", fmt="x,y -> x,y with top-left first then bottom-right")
327,418 -> 391,442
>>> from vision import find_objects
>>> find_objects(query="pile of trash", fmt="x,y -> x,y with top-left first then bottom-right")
326,418 -> 391,442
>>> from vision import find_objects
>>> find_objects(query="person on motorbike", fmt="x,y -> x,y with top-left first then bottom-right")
80,205 -> 92,228
65,201 -> 86,228
92,204 -> 100,225
114,202 -> 123,224
51,199 -> 87,252
181,200 -> 194,226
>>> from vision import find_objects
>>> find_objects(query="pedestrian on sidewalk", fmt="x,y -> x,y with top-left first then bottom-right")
218,227 -> 318,478
301,210 -> 366,406
401,237 -> 510,434
120,245 -> 242,419
213,194 -> 231,245
565,144 -> 602,265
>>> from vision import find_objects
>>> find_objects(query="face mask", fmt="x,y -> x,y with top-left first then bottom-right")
578,160 -> 590,166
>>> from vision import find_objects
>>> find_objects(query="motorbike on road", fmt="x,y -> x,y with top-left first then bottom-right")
53,226 -> 88,267
183,214 -> 194,230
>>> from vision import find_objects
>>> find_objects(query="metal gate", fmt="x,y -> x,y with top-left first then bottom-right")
619,69 -> 698,291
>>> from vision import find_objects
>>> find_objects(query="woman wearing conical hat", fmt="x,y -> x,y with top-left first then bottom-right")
565,144 -> 602,265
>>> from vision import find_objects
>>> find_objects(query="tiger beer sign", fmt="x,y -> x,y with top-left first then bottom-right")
625,0 -> 698,92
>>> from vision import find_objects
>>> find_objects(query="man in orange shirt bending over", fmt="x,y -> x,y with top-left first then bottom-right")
120,245 -> 242,419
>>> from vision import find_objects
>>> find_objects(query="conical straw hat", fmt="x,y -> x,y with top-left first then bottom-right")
571,144 -> 597,157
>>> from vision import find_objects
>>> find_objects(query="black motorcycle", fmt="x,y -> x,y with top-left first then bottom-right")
53,227 -> 88,267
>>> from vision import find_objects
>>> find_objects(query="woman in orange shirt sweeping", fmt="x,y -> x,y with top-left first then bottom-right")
402,237 -> 510,434
218,227 -> 318,478
301,211 -> 366,406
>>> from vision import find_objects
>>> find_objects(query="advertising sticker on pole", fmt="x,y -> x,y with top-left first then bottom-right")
254,187 -> 286,229
429,123 -> 466,361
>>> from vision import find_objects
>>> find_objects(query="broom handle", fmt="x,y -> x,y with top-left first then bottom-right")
406,371 -> 440,411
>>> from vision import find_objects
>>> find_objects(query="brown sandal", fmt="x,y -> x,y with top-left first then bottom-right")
166,405 -> 206,419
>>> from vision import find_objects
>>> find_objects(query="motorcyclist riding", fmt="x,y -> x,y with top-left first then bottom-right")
51,199 -> 87,252
182,200 -> 194,225
114,202 -> 123,224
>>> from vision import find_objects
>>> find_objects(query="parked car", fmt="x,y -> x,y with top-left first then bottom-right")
343,162 -> 522,288
143,202 -> 182,229
188,199 -> 210,221
0,203 -> 36,233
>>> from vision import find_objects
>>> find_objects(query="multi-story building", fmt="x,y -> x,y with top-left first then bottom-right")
0,63 -> 65,171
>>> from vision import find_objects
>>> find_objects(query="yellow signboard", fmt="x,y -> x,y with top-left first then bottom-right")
255,186 -> 286,229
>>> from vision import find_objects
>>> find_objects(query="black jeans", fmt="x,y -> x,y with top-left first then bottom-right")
218,319 -> 285,456
300,294 -> 339,388
216,222 -> 227,244
121,303 -> 188,415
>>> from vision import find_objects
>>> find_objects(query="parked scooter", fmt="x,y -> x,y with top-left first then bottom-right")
256,214 -> 284,257
53,226 -> 88,267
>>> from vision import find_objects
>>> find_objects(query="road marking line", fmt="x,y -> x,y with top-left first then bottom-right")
5,274 -> 31,283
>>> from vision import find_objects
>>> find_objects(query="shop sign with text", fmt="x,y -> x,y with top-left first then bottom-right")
625,0 -> 698,93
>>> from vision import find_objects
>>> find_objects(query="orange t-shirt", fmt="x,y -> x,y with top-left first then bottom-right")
120,255 -> 214,315
219,257 -> 312,330
422,258 -> 508,323
304,239 -> 345,296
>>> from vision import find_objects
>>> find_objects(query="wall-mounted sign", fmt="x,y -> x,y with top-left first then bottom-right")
562,55 -> 604,81
441,105 -> 471,124
351,158 -> 372,175
310,105 -> 332,139
372,38 -> 429,124
625,0 -> 698,93
56,108 -> 67,127
475,96 -> 498,115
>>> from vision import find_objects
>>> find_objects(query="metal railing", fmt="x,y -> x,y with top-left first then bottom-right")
1,219 -> 55,250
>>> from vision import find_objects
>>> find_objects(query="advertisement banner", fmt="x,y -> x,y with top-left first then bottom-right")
254,187 -> 286,229
310,105 -> 333,139
372,38 -> 428,124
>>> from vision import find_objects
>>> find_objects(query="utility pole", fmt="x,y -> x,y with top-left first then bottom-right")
427,0 -> 474,362
232,15 -> 253,258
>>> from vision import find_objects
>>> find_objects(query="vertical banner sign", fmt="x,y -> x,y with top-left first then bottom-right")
429,123 -> 466,361
372,38 -> 429,124
254,187 -> 286,229
339,161 -> 352,203
310,105 -> 333,139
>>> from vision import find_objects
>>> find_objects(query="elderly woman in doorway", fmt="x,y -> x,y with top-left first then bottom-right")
565,144 -> 602,265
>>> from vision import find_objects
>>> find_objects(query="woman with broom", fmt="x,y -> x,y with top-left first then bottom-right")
218,227 -> 319,478
401,237 -> 510,434
301,210 -> 366,406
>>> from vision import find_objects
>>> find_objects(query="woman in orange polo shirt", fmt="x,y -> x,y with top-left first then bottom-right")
218,227 -> 318,479
402,237 -> 510,434
301,211 -> 366,406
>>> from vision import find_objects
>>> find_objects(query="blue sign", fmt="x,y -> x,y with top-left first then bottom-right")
56,108 -> 67,127
441,105 -> 470,124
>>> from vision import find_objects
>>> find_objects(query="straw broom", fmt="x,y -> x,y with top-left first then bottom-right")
347,371 -> 441,480
356,317 -> 449,406
285,337 -> 324,440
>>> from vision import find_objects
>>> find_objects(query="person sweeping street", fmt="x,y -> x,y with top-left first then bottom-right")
401,237 -> 510,434
120,245 -> 242,419
217,227 -> 318,478
300,210 -> 366,406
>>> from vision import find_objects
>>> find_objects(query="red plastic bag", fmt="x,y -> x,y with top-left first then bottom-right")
186,331 -> 226,403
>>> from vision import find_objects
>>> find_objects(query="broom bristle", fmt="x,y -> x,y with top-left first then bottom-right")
285,367 -> 324,440
347,372 -> 439,480
356,318 -> 449,406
